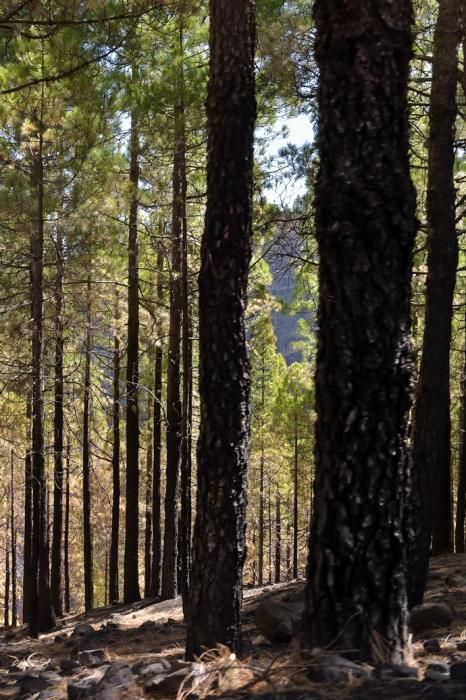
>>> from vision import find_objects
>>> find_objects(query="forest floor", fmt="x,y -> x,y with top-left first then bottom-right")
3,556 -> 466,698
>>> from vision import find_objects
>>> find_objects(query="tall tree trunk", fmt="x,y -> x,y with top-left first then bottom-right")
274,491 -> 281,584
162,65 -> 184,602
267,481 -> 272,584
409,0 -> 463,602
124,77 -> 141,604
151,250 -> 164,598
302,0 -> 417,664
4,518 -> 9,627
109,297 -> 121,604
10,451 -> 17,627
29,116 -> 55,636
185,0 -> 256,658
456,324 -> 466,553
64,439 -> 71,613
293,407 -> 298,579
144,398 -> 153,598
258,455 -> 264,586
82,276 -> 93,612
22,395 -> 32,624
51,229 -> 64,618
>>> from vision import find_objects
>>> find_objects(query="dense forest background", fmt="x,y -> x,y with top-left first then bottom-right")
0,0 -> 464,647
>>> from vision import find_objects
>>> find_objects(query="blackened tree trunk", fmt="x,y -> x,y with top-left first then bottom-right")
258,455 -> 264,586
151,250 -> 164,598
29,119 -> 55,637
274,491 -> 281,584
51,229 -> 64,617
10,451 -> 17,627
162,78 -> 184,602
293,407 -> 298,579
409,0 -> 463,599
302,0 -> 417,664
109,298 -> 121,603
456,325 -> 466,553
64,440 -> 71,613
185,0 -> 256,658
124,87 -> 141,605
4,515 -> 9,627
82,276 -> 93,612
144,399 -> 153,598
22,396 -> 32,624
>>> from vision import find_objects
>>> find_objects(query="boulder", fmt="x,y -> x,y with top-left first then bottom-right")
307,654 -> 371,684
72,623 -> 96,638
409,603 -> 454,633
254,600 -> 303,642
446,574 -> 466,588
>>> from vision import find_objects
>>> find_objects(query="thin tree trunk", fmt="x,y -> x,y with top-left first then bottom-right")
274,491 -> 281,584
29,113 -> 55,636
409,0 -> 463,602
293,408 -> 298,579
151,250 -> 164,598
302,0 -> 417,663
186,0 -> 256,658
4,518 -> 9,627
124,72 -> 141,604
258,455 -> 264,586
64,440 -> 71,613
51,229 -> 64,618
82,276 -> 93,612
10,451 -> 17,627
144,398 -> 153,598
109,297 -> 121,604
162,65 -> 184,602
455,319 -> 466,552
268,481 -> 272,584
22,395 -> 32,624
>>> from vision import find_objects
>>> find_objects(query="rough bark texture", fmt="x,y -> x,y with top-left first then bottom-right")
29,127 -> 55,636
275,491 -> 281,584
456,334 -> 466,553
10,451 -> 17,626
151,250 -> 164,598
51,230 -> 64,618
185,0 -> 256,659
82,277 -> 93,612
22,396 -> 32,624
144,399 -> 153,598
124,94 -> 141,604
109,306 -> 121,603
293,409 -> 298,579
162,96 -> 184,601
64,440 -> 70,613
409,0 -> 463,598
302,0 -> 417,664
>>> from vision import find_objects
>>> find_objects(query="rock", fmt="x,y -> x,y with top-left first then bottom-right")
254,600 -> 303,643
409,603 -> 455,632
144,668 -> 191,695
68,674 -> 100,699
307,654 -> 371,684
423,638 -> 442,653
93,662 -> 134,699
138,662 -> 172,680
425,669 -> 450,681
60,658 -> 80,674
55,633 -> 69,643
72,623 -> 95,638
446,574 -> 466,588
131,656 -> 171,675
20,673 -> 55,694
137,620 -> 156,631
450,661 -> 466,680
79,650 -> 107,668
376,663 -> 419,679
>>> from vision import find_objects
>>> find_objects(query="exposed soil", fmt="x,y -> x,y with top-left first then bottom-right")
2,556 -> 466,699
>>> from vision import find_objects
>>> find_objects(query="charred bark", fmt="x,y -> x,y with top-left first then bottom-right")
185,0 -> 256,658
82,276 -> 93,612
109,298 -> 121,603
302,0 -> 417,663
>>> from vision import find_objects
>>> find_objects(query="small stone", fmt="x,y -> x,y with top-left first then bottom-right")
307,654 -> 371,684
67,674 -> 100,699
424,669 -> 450,681
79,649 -> 107,667
144,668 -> 190,695
450,661 -> 466,680
409,603 -> 455,633
72,623 -> 95,637
60,658 -> 79,674
376,663 -> 419,679
137,620 -> 156,631
94,662 -> 134,699
20,673 -> 54,694
138,662 -> 171,680
423,638 -> 442,653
